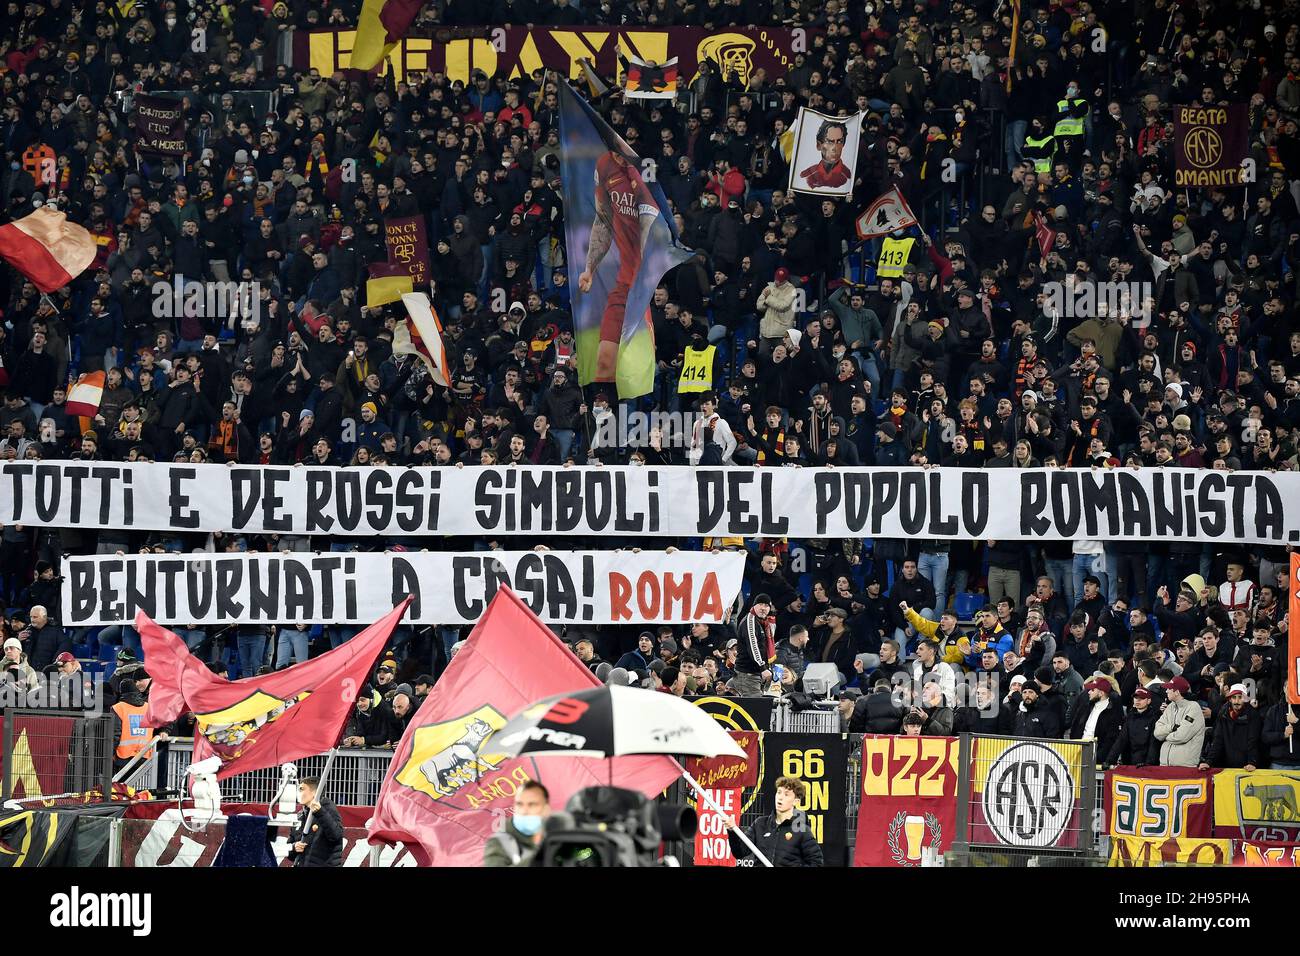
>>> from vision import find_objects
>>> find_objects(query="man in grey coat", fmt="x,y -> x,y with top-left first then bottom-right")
1153,676 -> 1206,767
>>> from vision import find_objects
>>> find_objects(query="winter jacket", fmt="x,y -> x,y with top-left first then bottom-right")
861,689 -> 904,734
1067,694 -> 1124,763
288,798 -> 344,867
734,611 -> 774,675
1154,697 -> 1208,767
27,623 -> 71,672
483,820 -> 542,867
1107,706 -> 1161,767
728,809 -> 824,867
1205,703 -> 1263,769
909,658 -> 958,708
1261,702 -> 1300,767
1014,695 -> 1064,739
756,281 -> 798,340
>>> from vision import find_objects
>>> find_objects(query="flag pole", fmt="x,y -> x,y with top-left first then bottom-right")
295,745 -> 341,853
679,768 -> 773,867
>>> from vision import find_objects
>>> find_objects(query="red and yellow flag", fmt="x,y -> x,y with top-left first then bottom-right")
350,0 -> 426,71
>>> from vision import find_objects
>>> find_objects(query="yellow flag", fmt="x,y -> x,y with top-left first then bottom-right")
779,129 -> 795,163
366,273 -> 413,307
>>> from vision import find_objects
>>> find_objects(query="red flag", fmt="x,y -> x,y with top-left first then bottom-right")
368,588 -> 681,866
65,370 -> 104,418
138,600 -> 410,779
0,206 -> 96,293
1034,211 -> 1056,258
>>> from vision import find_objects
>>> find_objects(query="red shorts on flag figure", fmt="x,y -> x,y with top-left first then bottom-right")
578,148 -> 660,383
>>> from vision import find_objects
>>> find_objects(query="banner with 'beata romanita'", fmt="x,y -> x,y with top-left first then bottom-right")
5,463 -> 1300,544
62,550 -> 744,626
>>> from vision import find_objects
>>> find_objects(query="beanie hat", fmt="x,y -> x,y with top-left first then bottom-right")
1034,666 -> 1054,686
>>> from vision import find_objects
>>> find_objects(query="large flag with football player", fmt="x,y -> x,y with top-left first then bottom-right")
367,587 -> 681,866
0,206 -> 96,294
558,80 -> 693,400
139,600 -> 410,779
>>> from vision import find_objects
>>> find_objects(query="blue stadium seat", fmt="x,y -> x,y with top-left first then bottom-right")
952,592 -> 983,621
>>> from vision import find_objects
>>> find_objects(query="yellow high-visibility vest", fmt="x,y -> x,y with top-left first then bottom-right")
1054,98 -> 1085,137
678,345 -> 716,393
877,237 -> 915,278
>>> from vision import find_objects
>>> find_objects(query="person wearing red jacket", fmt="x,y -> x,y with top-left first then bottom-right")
705,157 -> 746,207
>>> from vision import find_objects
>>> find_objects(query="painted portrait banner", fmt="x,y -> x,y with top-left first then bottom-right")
788,108 -> 864,198
296,26 -> 816,85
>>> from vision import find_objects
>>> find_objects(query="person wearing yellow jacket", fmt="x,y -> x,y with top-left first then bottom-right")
898,602 -> 970,667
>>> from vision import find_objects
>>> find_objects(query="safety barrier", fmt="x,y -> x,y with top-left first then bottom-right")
1,708 -> 114,804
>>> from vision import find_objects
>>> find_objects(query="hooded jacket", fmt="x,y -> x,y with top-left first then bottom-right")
1205,702 -> 1263,769
1154,697 -> 1207,767
756,280 -> 798,339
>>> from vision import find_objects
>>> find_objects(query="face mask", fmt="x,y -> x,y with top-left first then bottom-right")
243,174 -> 255,185
513,814 -> 543,836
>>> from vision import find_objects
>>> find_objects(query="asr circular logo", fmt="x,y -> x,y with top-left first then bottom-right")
1182,126 -> 1223,169
981,742 -> 1074,848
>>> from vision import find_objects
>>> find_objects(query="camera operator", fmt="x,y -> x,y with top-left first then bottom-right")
484,780 -> 552,867
725,776 -> 823,867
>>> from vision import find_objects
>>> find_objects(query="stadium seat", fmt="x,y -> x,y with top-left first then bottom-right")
952,592 -> 984,621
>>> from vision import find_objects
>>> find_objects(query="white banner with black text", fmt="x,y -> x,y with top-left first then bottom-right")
60,550 -> 745,626
7,463 -> 1300,544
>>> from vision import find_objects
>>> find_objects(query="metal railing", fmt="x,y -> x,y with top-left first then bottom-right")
132,740 -> 396,809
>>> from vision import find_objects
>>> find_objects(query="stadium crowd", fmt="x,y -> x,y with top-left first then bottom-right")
0,0 -> 1297,771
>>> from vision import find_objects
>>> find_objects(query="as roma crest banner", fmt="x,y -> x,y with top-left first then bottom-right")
1173,104 -> 1249,188
853,735 -> 959,867
1212,767 -> 1300,843
367,587 -> 680,866
1103,766 -> 1214,839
